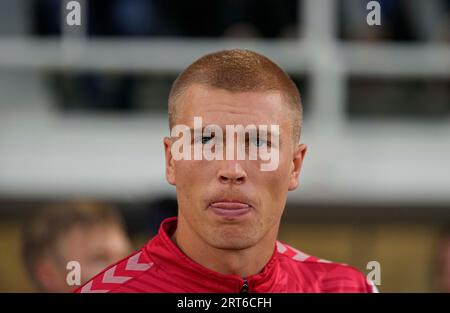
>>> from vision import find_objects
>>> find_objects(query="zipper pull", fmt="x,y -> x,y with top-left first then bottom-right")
240,278 -> 249,293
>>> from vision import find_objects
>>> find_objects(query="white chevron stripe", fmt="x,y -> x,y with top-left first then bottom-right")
278,242 -> 310,261
317,258 -> 332,263
291,247 -> 309,261
125,252 -> 152,271
80,281 -> 109,293
292,249 -> 310,261
276,241 -> 287,253
102,265 -> 132,284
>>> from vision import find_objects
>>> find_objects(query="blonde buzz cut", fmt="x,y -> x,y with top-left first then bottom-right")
168,49 -> 303,143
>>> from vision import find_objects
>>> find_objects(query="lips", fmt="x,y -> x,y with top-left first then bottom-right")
209,200 -> 251,217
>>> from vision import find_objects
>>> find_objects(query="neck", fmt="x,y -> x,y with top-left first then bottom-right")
171,214 -> 278,278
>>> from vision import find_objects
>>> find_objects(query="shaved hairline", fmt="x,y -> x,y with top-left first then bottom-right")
168,49 -> 303,143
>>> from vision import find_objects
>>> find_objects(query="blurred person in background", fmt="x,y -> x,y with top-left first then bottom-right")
22,201 -> 132,292
435,225 -> 450,292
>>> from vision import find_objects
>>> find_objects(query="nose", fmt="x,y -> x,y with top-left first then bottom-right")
217,161 -> 247,185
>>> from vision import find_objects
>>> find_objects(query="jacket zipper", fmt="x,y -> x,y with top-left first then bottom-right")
240,278 -> 249,293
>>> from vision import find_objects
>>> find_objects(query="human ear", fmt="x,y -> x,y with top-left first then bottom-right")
288,144 -> 307,191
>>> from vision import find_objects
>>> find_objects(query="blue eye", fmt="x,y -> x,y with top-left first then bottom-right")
251,137 -> 267,147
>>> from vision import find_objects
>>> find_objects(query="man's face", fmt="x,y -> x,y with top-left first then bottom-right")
59,224 -> 131,283
37,224 -> 131,292
164,84 -> 306,250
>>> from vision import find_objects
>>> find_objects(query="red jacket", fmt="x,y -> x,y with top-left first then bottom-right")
75,217 -> 377,293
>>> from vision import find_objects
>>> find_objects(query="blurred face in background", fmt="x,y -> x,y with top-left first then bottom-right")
437,237 -> 450,292
164,84 -> 306,250
35,224 -> 131,292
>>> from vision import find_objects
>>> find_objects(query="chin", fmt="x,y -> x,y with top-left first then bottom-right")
209,238 -> 255,251
206,227 -> 260,251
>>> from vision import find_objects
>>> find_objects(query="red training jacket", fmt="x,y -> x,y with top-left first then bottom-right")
75,217 -> 377,293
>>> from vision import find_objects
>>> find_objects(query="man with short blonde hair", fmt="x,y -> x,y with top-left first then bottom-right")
76,49 -> 376,293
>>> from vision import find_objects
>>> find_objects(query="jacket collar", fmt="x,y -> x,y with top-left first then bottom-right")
145,217 -> 281,292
